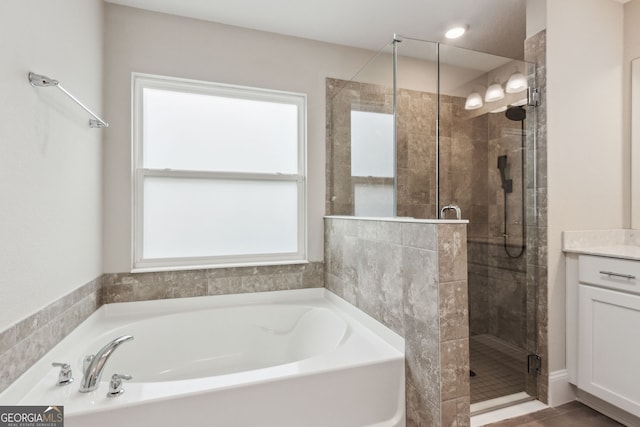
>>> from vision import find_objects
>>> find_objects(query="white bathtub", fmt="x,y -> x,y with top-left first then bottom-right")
0,288 -> 405,427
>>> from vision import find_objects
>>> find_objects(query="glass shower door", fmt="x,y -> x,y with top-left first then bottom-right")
438,43 -> 539,410
326,36 -> 540,412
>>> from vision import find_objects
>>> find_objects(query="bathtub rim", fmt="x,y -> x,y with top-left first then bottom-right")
96,288 -> 402,352
0,288 -> 405,418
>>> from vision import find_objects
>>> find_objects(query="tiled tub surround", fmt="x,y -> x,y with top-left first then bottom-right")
102,262 -> 324,303
0,276 -> 102,392
0,262 -> 323,394
325,216 -> 469,427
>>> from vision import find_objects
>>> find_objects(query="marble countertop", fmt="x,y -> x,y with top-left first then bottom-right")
562,229 -> 640,261
563,245 -> 640,261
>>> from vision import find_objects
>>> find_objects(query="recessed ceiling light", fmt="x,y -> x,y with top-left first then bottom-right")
445,26 -> 467,39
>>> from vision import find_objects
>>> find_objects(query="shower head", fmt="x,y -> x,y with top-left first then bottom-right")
28,72 -> 59,87
505,105 -> 526,122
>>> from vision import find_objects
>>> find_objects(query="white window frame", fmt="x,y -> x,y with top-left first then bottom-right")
131,73 -> 307,271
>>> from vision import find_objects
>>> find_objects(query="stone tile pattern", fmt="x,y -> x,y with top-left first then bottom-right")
525,29 -> 548,403
325,78 -> 394,216
326,77 -> 525,231
468,239 -> 527,348
325,217 -> 469,427
326,78 -> 443,219
0,262 -> 323,395
0,276 -> 102,393
102,263 -> 324,303
396,89 -> 439,218
327,70 -> 544,402
327,76 -> 534,340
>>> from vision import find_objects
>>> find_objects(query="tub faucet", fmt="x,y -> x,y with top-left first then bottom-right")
79,335 -> 133,393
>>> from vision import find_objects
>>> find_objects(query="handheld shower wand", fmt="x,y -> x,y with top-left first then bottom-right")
497,105 -> 528,259
497,155 -> 513,193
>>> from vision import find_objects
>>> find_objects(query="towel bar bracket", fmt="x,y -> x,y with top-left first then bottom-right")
28,72 -> 109,129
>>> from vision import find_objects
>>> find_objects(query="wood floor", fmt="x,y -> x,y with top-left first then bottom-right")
483,401 -> 624,427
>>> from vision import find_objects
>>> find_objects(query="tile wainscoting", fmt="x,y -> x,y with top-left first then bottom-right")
0,262 -> 323,394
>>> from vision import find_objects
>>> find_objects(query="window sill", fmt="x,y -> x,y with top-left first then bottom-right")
130,259 -> 310,274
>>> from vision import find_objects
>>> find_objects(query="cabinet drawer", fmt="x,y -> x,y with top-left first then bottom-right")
578,255 -> 640,295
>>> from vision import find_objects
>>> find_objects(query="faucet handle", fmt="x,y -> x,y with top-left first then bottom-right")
107,373 -> 132,398
51,362 -> 74,386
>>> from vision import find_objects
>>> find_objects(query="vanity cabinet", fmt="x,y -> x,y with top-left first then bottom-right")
568,255 -> 640,417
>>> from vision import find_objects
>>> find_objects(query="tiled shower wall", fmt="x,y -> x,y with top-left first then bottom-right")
468,241 -> 527,348
326,75 -> 532,351
326,78 -> 446,219
325,216 -> 469,427
0,263 -> 323,394
325,78 -> 394,216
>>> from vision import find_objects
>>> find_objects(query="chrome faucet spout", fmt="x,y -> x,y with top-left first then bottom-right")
79,335 -> 133,393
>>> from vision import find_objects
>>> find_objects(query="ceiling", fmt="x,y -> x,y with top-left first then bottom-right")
104,0 -> 528,60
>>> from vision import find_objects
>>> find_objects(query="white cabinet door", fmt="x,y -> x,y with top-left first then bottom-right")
578,284 -> 640,417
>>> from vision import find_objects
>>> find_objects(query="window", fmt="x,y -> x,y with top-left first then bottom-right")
132,73 -> 306,270
350,110 -> 394,217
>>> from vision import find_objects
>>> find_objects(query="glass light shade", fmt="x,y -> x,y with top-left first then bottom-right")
511,98 -> 528,107
465,92 -> 483,110
506,72 -> 527,93
485,83 -> 505,102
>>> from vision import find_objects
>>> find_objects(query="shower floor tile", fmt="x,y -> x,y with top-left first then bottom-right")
470,334 -> 527,404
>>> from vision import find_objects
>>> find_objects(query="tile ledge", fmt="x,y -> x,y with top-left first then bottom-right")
324,215 -> 468,224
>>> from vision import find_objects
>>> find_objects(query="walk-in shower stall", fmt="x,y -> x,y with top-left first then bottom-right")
326,36 -> 540,412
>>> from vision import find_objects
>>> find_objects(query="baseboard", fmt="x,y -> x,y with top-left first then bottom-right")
548,369 -> 576,407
